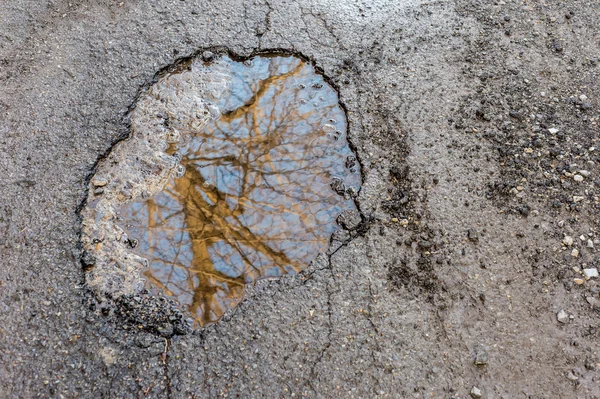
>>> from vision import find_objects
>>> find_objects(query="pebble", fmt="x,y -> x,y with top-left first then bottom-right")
586,296 -> 600,309
585,361 -> 597,371
574,174 -> 584,182
92,178 -> 108,187
580,170 -> 591,177
202,51 -> 215,61
583,268 -> 599,278
573,196 -> 585,202
587,239 -> 594,248
563,235 -> 574,246
509,110 -> 523,120
580,94 -> 588,101
470,386 -> 482,398
473,344 -> 488,365
566,371 -> 579,381
557,309 -> 569,324
571,248 -> 580,258
548,128 -> 560,134
81,251 -> 96,267
574,278 -> 585,285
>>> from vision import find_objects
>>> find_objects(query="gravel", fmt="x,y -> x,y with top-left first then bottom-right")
470,386 -> 483,398
557,310 -> 569,324
583,268 -> 599,279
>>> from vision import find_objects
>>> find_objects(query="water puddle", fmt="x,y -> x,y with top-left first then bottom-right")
81,51 -> 361,327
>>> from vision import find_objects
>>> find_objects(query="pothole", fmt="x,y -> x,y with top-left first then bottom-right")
81,50 -> 361,328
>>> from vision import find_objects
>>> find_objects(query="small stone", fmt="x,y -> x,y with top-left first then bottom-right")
92,178 -> 108,187
399,219 -> 409,227
93,188 -> 105,195
585,361 -> 597,371
583,268 -> 599,279
574,278 -> 585,285
548,128 -> 560,134
580,170 -> 591,177
202,51 -> 215,61
587,239 -> 594,248
571,248 -> 580,258
586,296 -> 600,309
473,344 -> 488,365
581,102 -> 593,110
566,371 -> 579,381
580,94 -> 588,101
509,110 -> 523,120
557,310 -> 569,324
573,196 -> 585,203
470,386 -> 482,398
81,251 -> 96,268
563,235 -> 574,246
574,174 -> 584,182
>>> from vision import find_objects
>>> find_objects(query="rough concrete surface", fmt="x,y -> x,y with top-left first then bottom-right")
1,0 -> 600,398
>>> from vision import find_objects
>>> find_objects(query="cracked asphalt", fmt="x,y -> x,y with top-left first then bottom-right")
2,0 -> 600,398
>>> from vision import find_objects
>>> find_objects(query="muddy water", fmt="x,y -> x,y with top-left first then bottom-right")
116,54 -> 360,326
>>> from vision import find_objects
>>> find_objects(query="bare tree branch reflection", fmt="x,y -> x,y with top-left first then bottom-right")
120,55 -> 360,326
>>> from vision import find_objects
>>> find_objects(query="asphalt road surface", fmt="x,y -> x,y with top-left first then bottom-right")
1,0 -> 600,398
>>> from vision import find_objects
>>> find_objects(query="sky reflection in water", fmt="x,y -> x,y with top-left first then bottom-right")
119,55 -> 360,326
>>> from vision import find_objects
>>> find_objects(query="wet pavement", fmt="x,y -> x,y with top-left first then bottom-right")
2,0 -> 600,398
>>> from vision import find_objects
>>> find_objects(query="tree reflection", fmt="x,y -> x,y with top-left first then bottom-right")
120,55 -> 360,326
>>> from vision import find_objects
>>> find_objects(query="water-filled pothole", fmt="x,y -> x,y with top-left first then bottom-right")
81,51 -> 361,327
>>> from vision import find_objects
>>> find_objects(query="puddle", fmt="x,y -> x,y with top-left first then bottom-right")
81,51 -> 361,327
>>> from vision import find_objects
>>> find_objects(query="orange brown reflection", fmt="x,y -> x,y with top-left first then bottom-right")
119,54 -> 360,326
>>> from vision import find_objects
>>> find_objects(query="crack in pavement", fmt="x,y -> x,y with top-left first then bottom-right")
258,0 -> 272,49
306,257 -> 334,394
299,5 -> 346,51
162,338 -> 173,399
